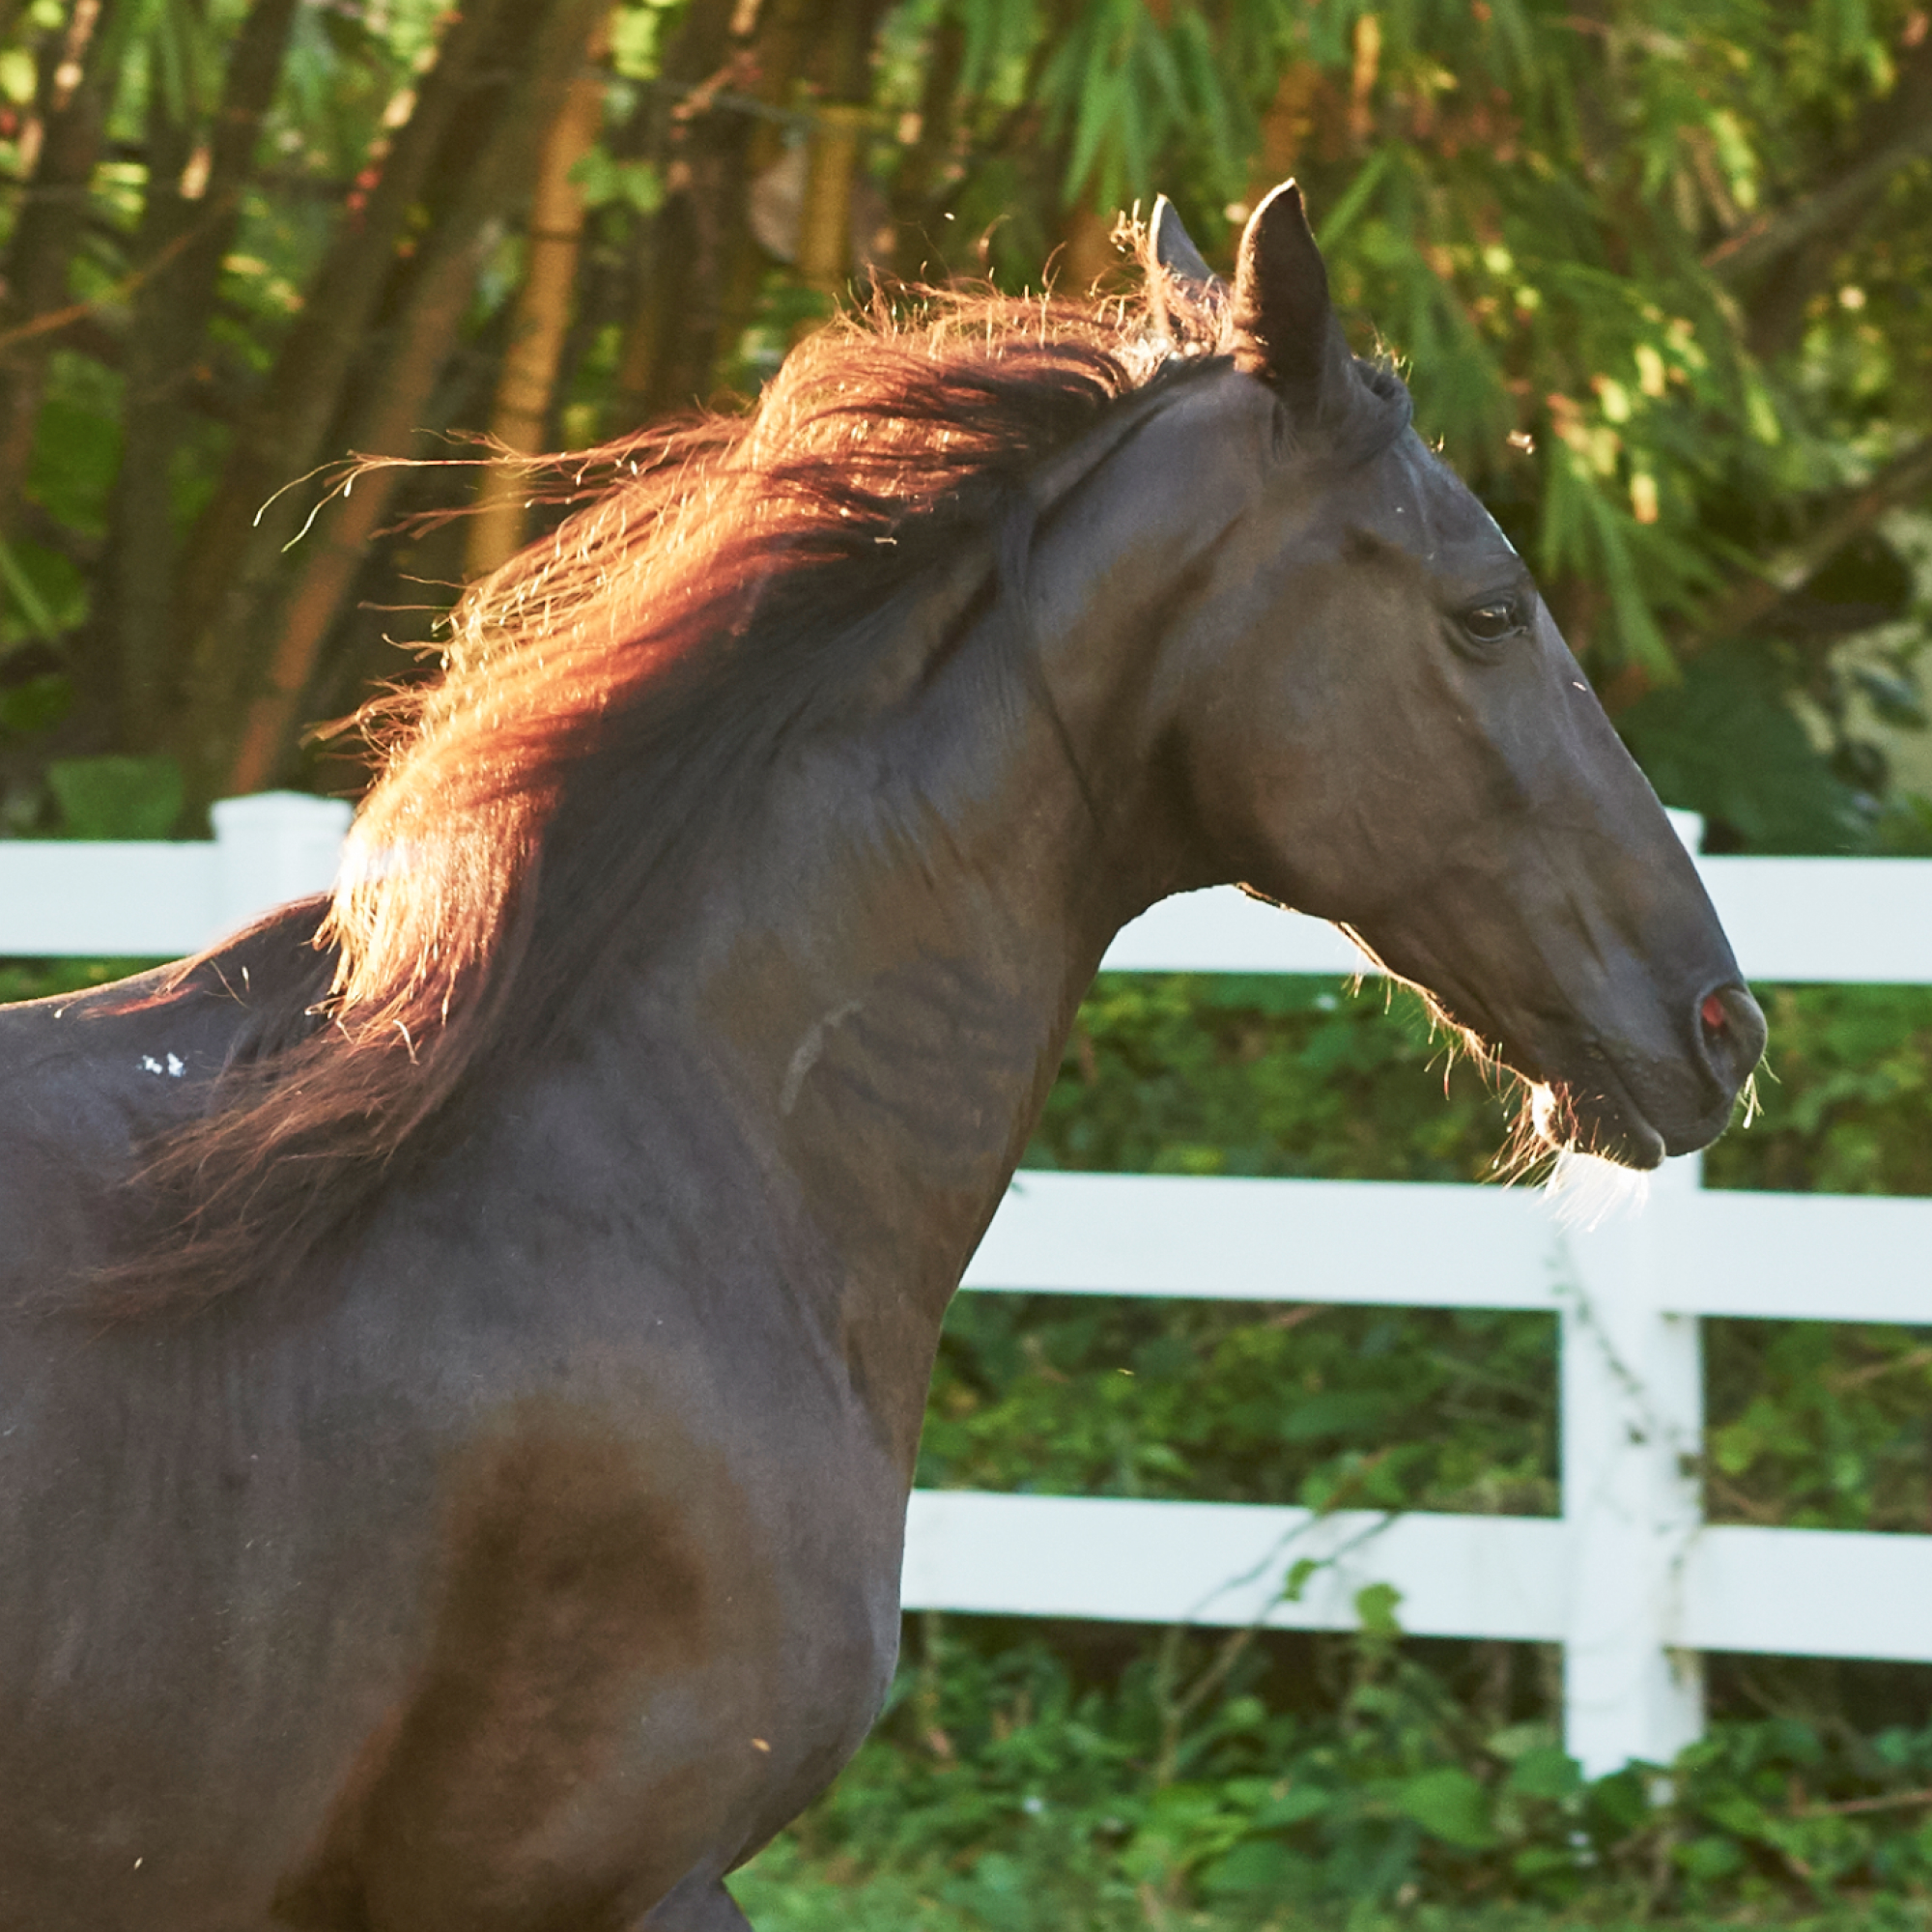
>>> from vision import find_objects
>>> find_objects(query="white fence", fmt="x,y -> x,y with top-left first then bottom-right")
6,793 -> 1932,1778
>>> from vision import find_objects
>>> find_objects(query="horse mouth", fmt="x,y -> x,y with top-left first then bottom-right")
1532,1076 -> 1666,1171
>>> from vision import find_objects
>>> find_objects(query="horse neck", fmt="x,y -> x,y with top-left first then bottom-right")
571,384 -> 1253,1463
688,701 -> 1114,1445
613,554 -> 1187,1464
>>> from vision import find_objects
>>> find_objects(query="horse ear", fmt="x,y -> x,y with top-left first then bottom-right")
1231,181 -> 1356,424
1148,194 -> 1226,346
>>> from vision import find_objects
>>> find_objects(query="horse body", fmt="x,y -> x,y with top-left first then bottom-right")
0,186 -> 1763,1929
0,917 -> 940,1929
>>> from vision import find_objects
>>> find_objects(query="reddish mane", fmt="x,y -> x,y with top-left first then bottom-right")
96,284 -> 1200,1312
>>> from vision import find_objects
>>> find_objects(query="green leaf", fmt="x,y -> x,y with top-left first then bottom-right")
1251,1782 -> 1335,1828
1398,1767 -> 1495,1849
1199,1837 -> 1300,1895
1315,148 -> 1393,251
1504,1744 -> 1584,1801
1282,1389 -> 1391,1441
1675,1833 -> 1747,1881
46,755 -> 185,840
571,151 -> 666,215
0,672 -> 72,739
1352,1580 -> 1404,1638
1618,641 -> 1860,852
1282,1555 -> 1321,1603
0,538 -> 63,646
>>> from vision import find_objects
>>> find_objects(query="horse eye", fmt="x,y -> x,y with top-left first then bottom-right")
1461,598 -> 1525,644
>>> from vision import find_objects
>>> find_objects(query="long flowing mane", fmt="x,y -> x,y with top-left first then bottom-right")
92,273 -> 1241,1314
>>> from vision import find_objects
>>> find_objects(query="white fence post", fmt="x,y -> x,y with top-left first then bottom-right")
209,791 -> 352,933
1558,1151 -> 1707,1778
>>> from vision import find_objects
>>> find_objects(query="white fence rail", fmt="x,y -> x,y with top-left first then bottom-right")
0,792 -> 351,957
6,796 -> 1932,1778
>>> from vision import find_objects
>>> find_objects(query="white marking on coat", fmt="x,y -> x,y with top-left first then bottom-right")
780,1000 -> 862,1115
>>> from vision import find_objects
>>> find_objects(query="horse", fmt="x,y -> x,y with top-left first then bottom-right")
0,183 -> 1764,1931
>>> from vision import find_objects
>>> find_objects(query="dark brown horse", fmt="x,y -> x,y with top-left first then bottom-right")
0,185 -> 1762,1930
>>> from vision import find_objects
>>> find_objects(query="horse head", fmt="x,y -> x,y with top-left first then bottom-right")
1139,184 -> 1764,1167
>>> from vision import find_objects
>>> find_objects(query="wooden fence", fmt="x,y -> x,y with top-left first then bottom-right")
6,792 -> 1931,1777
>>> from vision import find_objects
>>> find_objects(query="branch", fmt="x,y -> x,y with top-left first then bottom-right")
1701,27 -> 1932,356
1602,434 -> 1932,714
1789,1787 -> 1932,1821
1703,118 -> 1932,288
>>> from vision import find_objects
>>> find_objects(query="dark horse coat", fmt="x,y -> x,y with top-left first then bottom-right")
0,187 -> 1763,1930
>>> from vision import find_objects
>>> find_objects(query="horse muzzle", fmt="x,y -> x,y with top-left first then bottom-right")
1539,978 -> 1767,1169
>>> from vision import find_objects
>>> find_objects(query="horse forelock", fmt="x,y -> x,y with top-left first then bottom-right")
93,262 -> 1409,1315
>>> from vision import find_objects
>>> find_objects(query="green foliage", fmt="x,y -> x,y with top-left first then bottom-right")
1026,974 -> 1512,1184
44,754 -> 185,838
3,0 -> 1927,827
1033,970 -> 1932,1210
1618,642 -> 1861,852
0,957 -> 163,1005
1707,982 -> 1932,1195
887,965 -> 1932,1921
922,1295 -> 1557,1516
1706,1320 -> 1932,1533
0,536 -> 86,653
733,1609 -> 1932,1922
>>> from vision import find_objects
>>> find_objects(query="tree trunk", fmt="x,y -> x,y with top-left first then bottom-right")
221,0 -> 612,800
106,0 -> 301,751
0,0 -> 127,542
168,0 -> 523,790
1716,33 -> 1932,361
465,17 -> 608,581
888,14 -> 964,281
607,0 -> 749,425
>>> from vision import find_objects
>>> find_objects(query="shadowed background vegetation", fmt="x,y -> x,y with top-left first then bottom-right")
3,0 -> 1931,1920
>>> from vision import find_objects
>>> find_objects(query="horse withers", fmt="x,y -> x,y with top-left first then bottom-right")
0,184 -> 1763,1931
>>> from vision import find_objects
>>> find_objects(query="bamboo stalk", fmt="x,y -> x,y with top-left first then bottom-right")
796,101 -> 868,292
465,17 -> 610,582
608,0 -> 760,425
793,0 -> 880,299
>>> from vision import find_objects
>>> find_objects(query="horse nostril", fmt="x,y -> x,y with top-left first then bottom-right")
1696,981 -> 1767,1094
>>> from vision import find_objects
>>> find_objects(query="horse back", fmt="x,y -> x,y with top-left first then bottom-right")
0,900 -> 335,1303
